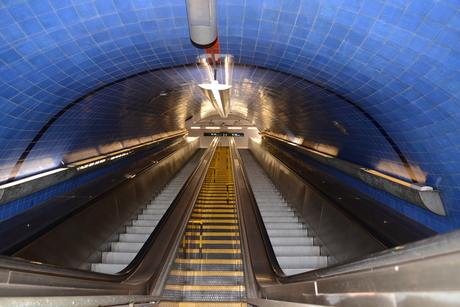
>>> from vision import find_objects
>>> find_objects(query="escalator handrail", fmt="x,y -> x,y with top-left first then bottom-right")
0,138 -> 220,299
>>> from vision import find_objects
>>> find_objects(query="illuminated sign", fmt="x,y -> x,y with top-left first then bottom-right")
204,132 -> 244,137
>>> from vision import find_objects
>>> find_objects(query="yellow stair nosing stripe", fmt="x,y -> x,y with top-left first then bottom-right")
185,232 -> 240,236
164,285 -> 246,292
169,270 -> 244,277
178,248 -> 241,254
182,239 -> 240,244
174,258 -> 242,264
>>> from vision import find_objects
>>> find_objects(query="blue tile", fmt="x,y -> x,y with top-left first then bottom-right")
7,2 -> 34,22
299,1 -> 319,17
49,0 -> 72,10
436,27 -> 459,49
57,7 -> 80,24
93,0 -> 117,15
397,11 -> 422,32
15,41 -> 38,57
0,24 -> 26,42
38,12 -> 63,30
101,13 -> 123,28
427,2 -> 457,24
27,0 -> 54,15
407,0 -> 435,15
388,27 -> 411,46
113,0 -> 134,11
336,9 -> 357,27
75,2 -> 98,19
353,14 -> 374,32
425,43 -> 451,61
379,4 -> 403,25
19,18 -> 44,36
407,34 -> 431,53
416,19 -> 444,40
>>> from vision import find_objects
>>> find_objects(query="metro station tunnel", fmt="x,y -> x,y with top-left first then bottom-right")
0,0 -> 459,306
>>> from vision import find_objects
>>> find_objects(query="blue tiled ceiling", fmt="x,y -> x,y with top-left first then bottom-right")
0,0 -> 459,231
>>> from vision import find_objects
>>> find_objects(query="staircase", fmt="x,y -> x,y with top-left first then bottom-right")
160,147 -> 247,307
90,150 -> 204,274
239,150 -> 328,275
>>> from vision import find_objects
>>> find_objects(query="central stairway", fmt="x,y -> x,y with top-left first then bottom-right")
160,147 -> 247,307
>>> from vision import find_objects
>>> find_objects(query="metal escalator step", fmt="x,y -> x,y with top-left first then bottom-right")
277,256 -> 328,268
260,211 -> 295,217
159,302 -> 247,307
174,258 -> 243,265
101,251 -> 136,264
191,214 -> 237,218
111,242 -> 144,252
185,232 -> 240,237
273,245 -> 321,256
132,219 -> 160,226
258,206 -> 292,212
119,233 -> 150,242
261,216 -> 298,223
137,214 -> 164,220
178,248 -> 241,254
166,276 -> 245,287
263,222 -> 304,229
143,209 -> 168,214
165,285 -> 245,292
125,226 -> 155,233
91,263 -> 126,274
169,270 -> 243,277
267,229 -> 308,237
282,268 -> 317,275
270,237 -> 314,245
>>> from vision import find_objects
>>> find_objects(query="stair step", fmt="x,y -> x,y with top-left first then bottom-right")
270,237 -> 314,245
267,229 -> 308,237
102,252 -> 136,264
273,245 -> 321,256
111,242 -> 144,252
277,256 -> 328,268
261,216 -> 298,223
119,233 -> 150,242
91,263 -> 126,274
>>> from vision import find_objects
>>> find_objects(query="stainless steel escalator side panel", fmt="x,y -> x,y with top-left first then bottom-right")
0,138 -> 220,298
248,138 -> 385,264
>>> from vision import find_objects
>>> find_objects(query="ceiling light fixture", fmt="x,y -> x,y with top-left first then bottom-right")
206,126 -> 220,129
199,81 -> 232,118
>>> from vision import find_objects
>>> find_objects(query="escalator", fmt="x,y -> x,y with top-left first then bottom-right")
91,150 -> 205,274
239,150 -> 328,275
161,147 -> 246,306
1,137 -> 459,307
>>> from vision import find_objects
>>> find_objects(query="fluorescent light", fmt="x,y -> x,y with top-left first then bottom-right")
0,168 -> 67,189
206,126 -> 220,129
227,127 -> 242,129
191,127 -> 201,129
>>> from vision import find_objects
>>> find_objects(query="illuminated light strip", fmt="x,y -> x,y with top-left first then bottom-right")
205,127 -> 220,129
76,159 -> 107,171
227,127 -> 242,129
0,168 -> 67,189
191,127 -> 201,129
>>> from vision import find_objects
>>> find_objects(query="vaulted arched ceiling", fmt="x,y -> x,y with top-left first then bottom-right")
1,0 -> 459,231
